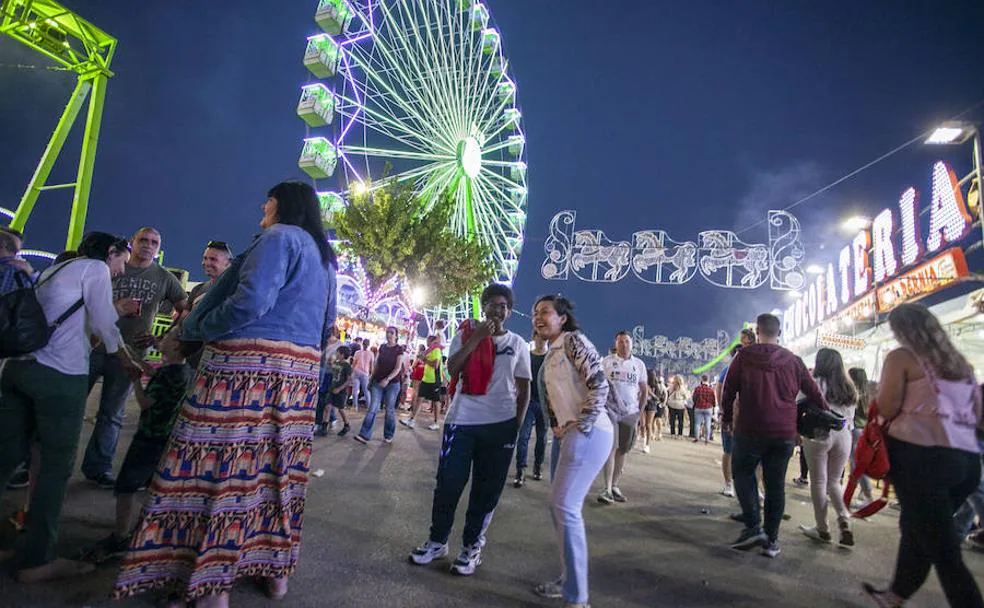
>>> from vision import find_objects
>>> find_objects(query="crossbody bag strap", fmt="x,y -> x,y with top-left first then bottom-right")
38,259 -> 86,328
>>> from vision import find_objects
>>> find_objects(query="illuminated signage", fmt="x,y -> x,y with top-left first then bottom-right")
784,161 -> 972,340
875,248 -> 969,312
817,333 -> 867,351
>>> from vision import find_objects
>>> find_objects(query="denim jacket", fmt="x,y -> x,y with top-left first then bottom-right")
182,224 -> 335,348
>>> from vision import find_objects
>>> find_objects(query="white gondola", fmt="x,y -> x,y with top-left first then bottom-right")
508,208 -> 526,228
506,133 -> 525,157
317,191 -> 346,228
509,185 -> 527,206
481,28 -> 500,55
470,3 -> 489,31
502,107 -> 521,129
297,84 -> 335,127
303,34 -> 341,79
315,0 -> 354,36
489,54 -> 505,77
510,161 -> 526,182
497,78 -> 515,104
298,138 -> 338,179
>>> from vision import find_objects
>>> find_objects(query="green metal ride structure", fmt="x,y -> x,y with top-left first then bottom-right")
1,0 -> 115,250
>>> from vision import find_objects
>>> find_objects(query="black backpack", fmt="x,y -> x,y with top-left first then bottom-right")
0,261 -> 85,358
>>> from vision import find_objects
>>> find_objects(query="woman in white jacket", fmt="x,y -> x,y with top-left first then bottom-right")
798,347 -> 858,547
531,295 -> 613,608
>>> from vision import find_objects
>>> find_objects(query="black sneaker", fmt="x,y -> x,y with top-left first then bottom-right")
513,471 -> 525,488
313,424 -> 329,438
729,512 -> 747,524
337,424 -> 350,437
80,533 -> 131,564
532,468 -> 543,481
730,527 -> 768,551
761,540 -> 781,558
89,473 -> 116,490
5,469 -> 29,490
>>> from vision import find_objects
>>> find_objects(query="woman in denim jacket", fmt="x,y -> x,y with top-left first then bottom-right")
531,294 -> 612,608
114,182 -> 336,608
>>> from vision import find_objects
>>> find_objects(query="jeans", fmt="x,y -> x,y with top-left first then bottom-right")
315,369 -> 332,426
82,349 -> 135,479
733,435 -> 795,542
803,429 -> 852,533
0,360 -> 88,568
550,426 -> 612,604
694,408 -> 713,440
953,438 -> 984,536
429,418 -> 517,547
686,406 -> 696,438
888,437 -> 983,606
850,428 -> 874,498
516,400 -> 547,473
668,408 -> 685,436
350,370 -> 370,407
358,382 -> 400,441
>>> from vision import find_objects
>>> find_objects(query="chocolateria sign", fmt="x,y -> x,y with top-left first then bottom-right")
784,160 -> 974,341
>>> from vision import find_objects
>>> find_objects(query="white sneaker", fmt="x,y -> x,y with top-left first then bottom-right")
427,423 -> 440,431
720,482 -> 735,497
642,444 -> 651,454
450,543 -> 483,576
408,540 -> 448,565
400,418 -> 416,429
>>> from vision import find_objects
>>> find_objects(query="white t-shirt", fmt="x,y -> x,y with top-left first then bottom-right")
445,330 -> 532,426
603,354 -> 647,416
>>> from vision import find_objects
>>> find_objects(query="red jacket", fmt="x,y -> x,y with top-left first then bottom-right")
721,343 -> 826,440
693,384 -> 715,409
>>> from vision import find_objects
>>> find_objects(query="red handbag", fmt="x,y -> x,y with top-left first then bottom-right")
844,400 -> 892,518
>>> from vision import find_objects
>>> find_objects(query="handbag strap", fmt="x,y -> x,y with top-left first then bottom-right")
37,259 -> 86,328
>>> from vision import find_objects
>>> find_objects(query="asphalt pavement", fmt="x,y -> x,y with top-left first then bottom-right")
1,395 -> 981,607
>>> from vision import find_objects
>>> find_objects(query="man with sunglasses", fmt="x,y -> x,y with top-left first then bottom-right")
188,240 -> 233,308
82,227 -> 188,489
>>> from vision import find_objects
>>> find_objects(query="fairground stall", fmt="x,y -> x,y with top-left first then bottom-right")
780,156 -> 983,378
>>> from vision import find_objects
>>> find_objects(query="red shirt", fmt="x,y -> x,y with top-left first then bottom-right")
693,384 -> 716,409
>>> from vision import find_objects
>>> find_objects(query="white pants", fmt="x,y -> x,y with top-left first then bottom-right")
803,428 -> 852,532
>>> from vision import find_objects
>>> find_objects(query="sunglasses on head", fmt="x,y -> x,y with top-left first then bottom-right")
207,240 -> 232,253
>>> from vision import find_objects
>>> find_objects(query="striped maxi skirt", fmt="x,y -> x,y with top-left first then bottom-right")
112,338 -> 321,601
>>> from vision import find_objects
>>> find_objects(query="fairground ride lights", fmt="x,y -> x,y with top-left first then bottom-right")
784,160 -> 973,342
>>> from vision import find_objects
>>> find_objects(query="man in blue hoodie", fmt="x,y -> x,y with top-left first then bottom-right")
721,313 -> 826,558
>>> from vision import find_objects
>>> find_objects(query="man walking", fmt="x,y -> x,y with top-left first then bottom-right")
82,227 -> 187,488
408,284 -> 530,576
722,313 -> 825,558
598,331 -> 647,504
691,374 -> 716,443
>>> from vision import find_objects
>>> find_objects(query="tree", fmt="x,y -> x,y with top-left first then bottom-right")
333,179 -> 496,309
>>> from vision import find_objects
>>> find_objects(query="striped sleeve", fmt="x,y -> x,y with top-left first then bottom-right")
563,332 -> 609,432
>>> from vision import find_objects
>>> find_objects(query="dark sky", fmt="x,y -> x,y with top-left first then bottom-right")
2,1 -> 982,347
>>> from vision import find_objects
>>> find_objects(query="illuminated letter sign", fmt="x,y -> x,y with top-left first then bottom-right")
875,248 -> 970,312
926,161 -> 972,253
838,246 -> 851,305
852,230 -> 871,297
871,208 -> 898,283
898,187 -> 922,267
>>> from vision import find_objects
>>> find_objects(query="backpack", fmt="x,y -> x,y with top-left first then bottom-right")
843,400 -> 892,519
0,261 -> 84,358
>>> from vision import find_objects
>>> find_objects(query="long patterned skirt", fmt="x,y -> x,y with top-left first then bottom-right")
112,338 -> 321,601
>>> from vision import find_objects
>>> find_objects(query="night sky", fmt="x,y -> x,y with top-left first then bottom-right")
2,1 -> 982,349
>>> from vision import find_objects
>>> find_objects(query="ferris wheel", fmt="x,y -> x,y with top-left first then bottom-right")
296,0 -> 528,329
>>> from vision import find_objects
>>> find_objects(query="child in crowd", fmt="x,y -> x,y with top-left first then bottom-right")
330,346 -> 353,436
81,330 -> 192,563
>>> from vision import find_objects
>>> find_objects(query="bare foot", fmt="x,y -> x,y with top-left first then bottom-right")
16,558 -> 95,583
265,576 -> 288,600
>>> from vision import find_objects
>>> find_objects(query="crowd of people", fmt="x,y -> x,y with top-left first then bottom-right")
0,186 -> 981,607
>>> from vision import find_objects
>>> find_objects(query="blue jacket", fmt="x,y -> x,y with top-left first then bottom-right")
182,224 -> 335,348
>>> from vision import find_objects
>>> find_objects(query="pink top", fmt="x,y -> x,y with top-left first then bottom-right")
352,349 -> 375,375
887,349 -> 981,454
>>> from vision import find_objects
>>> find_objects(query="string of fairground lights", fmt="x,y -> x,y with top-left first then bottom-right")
735,96 -> 984,237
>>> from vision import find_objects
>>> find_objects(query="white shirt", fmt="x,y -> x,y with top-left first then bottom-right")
445,330 -> 532,425
603,354 -> 647,416
32,259 -> 124,375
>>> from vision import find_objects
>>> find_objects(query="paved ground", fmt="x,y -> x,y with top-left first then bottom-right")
1,393 -> 982,607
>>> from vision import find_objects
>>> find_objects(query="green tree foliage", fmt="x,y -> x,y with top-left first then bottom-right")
333,180 -> 496,307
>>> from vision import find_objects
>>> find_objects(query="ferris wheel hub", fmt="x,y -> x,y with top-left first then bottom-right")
457,136 -> 482,179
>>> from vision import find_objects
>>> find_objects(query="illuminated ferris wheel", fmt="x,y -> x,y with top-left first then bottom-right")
296,0 -> 528,327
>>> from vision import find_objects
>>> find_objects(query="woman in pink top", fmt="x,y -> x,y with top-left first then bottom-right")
864,304 -> 983,608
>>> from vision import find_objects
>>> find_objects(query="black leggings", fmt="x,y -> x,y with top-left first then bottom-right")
668,409 -> 685,436
888,437 -> 983,607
